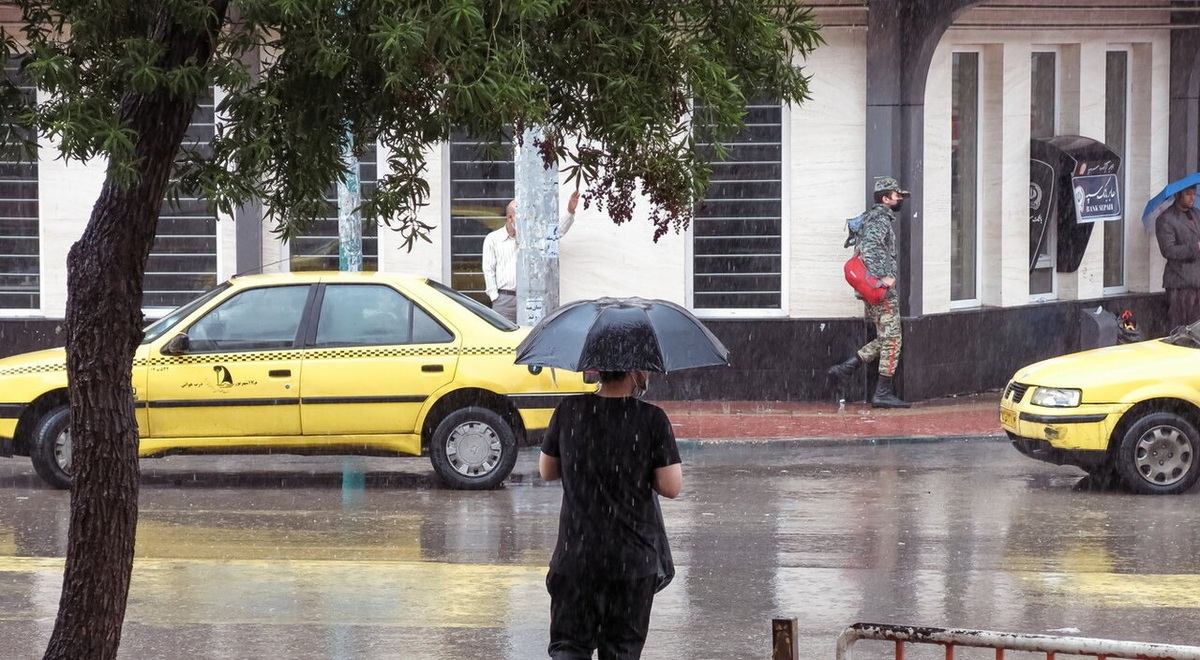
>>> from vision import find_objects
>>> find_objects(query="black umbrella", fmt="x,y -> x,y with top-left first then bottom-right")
514,297 -> 730,373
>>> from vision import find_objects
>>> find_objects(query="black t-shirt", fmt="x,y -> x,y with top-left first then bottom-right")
541,393 -> 681,579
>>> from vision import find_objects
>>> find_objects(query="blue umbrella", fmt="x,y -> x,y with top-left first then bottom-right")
1142,172 -> 1200,231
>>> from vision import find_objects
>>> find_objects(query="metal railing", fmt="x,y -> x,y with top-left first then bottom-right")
834,623 -> 1200,660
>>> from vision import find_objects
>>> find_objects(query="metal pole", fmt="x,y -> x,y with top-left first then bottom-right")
514,125 -> 559,325
338,133 -> 362,272
772,618 -> 799,660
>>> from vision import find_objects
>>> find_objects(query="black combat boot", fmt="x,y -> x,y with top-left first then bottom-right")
871,375 -> 911,409
826,355 -> 862,401
827,355 -> 861,381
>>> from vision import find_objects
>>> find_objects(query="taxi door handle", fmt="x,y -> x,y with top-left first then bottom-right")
269,369 -> 291,377
422,365 -> 444,373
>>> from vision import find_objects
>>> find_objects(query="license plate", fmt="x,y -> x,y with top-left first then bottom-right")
999,408 -> 1017,428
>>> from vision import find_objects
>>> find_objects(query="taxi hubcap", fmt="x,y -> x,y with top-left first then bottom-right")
445,421 -> 501,477
1134,425 -> 1193,486
55,427 -> 72,473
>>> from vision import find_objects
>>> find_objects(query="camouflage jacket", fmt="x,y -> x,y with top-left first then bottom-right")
857,203 -> 898,280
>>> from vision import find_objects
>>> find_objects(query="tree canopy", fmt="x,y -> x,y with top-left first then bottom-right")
0,1 -> 822,658
6,0 -> 821,241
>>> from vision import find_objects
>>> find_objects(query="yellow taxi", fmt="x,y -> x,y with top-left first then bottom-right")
0,272 -> 594,490
1001,322 -> 1200,495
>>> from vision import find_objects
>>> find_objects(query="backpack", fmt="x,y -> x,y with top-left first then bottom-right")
842,210 -> 888,304
843,212 -> 866,248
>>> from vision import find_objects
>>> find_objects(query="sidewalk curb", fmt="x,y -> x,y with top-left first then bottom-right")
674,434 -> 1009,451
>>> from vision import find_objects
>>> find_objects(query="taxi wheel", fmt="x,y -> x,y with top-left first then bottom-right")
429,407 -> 517,490
1115,412 -> 1200,495
30,405 -> 73,490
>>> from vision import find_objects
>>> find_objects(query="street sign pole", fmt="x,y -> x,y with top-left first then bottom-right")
514,125 -> 559,326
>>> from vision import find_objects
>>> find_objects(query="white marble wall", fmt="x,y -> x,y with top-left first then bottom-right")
923,46 -> 954,313
35,127 -> 102,319
1142,39 -> 1171,295
787,28 -> 867,319
376,143 -> 443,280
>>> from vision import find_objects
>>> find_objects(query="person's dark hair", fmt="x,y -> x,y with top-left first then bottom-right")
874,190 -> 890,204
598,371 -> 629,384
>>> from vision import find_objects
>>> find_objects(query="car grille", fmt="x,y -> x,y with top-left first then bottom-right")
1005,382 -> 1029,403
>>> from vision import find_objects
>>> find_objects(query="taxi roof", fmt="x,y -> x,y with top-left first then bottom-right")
227,271 -> 432,287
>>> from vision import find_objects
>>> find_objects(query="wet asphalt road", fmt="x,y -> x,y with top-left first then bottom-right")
1,440 -> 1199,660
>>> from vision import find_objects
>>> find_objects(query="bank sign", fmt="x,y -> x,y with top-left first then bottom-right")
1071,173 -> 1122,223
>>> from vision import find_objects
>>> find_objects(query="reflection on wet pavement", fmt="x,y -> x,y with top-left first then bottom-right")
0,442 -> 1198,659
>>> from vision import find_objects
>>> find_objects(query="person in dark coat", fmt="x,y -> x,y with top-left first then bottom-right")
539,370 -> 682,660
1156,185 -> 1200,329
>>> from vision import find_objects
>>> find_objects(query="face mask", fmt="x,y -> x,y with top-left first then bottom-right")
632,372 -> 649,399
890,198 -> 905,213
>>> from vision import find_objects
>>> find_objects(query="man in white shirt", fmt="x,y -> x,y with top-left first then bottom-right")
483,190 -> 580,322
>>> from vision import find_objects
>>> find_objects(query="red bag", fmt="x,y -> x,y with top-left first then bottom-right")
844,253 -> 889,305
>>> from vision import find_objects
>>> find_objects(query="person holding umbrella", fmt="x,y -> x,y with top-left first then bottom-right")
538,370 -> 681,659
1155,184 -> 1200,329
516,296 -> 728,660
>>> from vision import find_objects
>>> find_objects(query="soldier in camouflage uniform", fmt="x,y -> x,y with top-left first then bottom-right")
827,176 -> 911,408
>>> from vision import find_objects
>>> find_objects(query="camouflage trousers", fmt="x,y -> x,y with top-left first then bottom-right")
857,291 -> 902,377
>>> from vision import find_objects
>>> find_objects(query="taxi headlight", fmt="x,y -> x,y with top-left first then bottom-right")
1030,387 -> 1081,408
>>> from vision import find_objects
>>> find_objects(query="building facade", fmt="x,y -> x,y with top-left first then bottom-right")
2,1 -> 1197,402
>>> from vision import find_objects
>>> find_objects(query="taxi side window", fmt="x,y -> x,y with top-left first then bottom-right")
315,284 -> 452,347
186,285 -> 309,352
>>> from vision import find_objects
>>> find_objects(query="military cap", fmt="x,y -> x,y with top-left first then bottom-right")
874,176 -> 911,198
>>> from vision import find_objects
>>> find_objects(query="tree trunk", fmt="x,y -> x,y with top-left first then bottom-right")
42,4 -> 227,659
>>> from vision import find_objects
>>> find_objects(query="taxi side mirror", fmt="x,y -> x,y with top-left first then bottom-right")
164,333 -> 190,356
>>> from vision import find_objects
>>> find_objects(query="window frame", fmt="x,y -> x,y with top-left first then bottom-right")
443,130 -> 514,306
0,57 -> 41,315
688,98 -> 789,319
950,49 -> 983,310
143,89 -> 220,313
286,141 -> 381,273
1029,47 -> 1061,303
1102,46 -> 1131,295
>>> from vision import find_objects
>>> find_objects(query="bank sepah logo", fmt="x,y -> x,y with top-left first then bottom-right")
1071,173 -> 1122,222
1030,181 -> 1044,215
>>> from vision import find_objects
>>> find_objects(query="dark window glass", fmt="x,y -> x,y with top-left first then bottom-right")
1030,52 -> 1057,140
146,91 -> 218,308
952,52 -> 980,302
692,100 -> 783,310
290,141 -> 380,272
0,58 -> 38,310
1104,51 -> 1128,288
1030,52 -> 1057,295
448,130 -> 514,304
185,285 -> 310,352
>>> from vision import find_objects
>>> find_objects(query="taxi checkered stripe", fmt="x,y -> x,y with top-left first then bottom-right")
305,346 -> 464,360
141,354 -> 300,366
458,346 -> 513,356
0,361 -> 66,376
